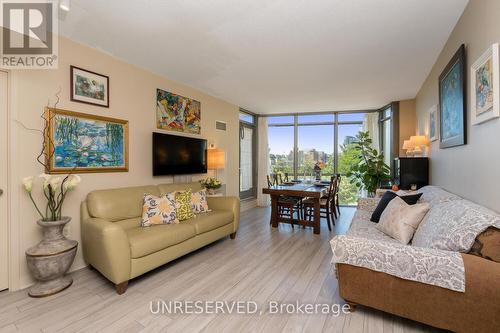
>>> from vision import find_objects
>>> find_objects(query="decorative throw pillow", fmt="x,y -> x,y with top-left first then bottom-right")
370,191 -> 423,223
376,197 -> 430,244
191,189 -> 210,214
175,190 -> 195,221
468,227 -> 500,263
141,193 -> 178,227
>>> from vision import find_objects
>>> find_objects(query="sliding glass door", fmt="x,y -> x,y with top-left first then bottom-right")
239,111 -> 257,199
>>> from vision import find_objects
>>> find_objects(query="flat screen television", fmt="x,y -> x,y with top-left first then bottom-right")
153,132 -> 207,176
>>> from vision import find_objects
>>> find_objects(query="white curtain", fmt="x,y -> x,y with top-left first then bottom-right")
363,113 -> 380,151
257,117 -> 271,207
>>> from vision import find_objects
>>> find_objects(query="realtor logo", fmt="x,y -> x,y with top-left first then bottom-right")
1,0 -> 58,69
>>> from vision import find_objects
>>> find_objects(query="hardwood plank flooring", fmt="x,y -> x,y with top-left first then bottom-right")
0,207 -> 444,333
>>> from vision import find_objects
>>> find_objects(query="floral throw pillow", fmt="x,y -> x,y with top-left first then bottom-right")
141,193 -> 178,227
191,189 -> 210,214
176,190 -> 195,221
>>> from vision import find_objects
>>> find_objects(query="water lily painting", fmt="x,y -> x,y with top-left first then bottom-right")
156,88 -> 201,134
439,44 -> 466,149
45,108 -> 128,173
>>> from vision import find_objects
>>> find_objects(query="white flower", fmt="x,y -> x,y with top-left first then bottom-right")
48,176 -> 62,190
22,176 -> 33,193
39,173 -> 61,191
63,175 -> 81,191
39,173 -> 51,189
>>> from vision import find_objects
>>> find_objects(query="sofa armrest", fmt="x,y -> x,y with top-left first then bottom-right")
81,204 -> 131,284
207,196 -> 240,233
330,235 -> 465,292
357,197 -> 380,213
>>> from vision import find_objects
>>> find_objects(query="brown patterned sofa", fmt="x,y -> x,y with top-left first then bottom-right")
331,186 -> 500,333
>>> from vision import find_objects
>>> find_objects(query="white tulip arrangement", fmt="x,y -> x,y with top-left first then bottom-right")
22,173 -> 81,221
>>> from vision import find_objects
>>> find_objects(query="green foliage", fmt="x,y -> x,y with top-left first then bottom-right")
338,143 -> 361,205
346,131 -> 390,196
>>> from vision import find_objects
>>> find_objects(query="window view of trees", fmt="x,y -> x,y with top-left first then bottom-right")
268,114 -> 370,206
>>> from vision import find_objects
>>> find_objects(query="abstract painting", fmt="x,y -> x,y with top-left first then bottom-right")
471,43 -> 499,125
45,108 -> 128,173
429,105 -> 438,142
439,44 -> 466,149
156,88 -> 201,134
71,66 -> 109,107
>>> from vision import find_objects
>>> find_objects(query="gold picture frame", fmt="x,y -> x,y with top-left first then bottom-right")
45,107 -> 129,174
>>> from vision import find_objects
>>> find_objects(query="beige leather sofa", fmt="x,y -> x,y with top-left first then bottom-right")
81,182 -> 240,294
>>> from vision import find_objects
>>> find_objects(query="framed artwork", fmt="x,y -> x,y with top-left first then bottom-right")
45,108 -> 128,174
70,66 -> 109,107
470,43 -> 499,125
439,44 -> 466,149
156,88 -> 201,134
429,105 -> 439,142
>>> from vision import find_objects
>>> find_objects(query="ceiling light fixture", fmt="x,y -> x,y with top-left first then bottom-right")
60,0 -> 70,12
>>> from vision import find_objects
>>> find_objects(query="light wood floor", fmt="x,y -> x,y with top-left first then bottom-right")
0,207 -> 444,333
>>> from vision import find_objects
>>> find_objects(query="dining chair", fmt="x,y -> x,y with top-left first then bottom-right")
267,174 -> 302,227
302,175 -> 337,231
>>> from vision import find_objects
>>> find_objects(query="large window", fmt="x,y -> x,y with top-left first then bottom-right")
267,112 -> 374,205
268,119 -> 294,178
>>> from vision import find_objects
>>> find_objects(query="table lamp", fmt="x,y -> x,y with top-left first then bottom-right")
409,136 -> 430,157
402,140 -> 414,157
207,146 -> 225,179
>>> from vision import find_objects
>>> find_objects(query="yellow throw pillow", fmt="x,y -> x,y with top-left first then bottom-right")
141,193 -> 178,227
176,190 -> 195,221
191,189 -> 210,214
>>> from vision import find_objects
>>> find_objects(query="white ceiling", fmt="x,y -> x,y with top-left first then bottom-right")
59,0 -> 468,114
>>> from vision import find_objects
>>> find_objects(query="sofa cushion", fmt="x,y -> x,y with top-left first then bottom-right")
371,191 -> 423,223
412,199 -> 500,252
141,193 -> 178,226
176,190 -> 196,221
126,223 -> 196,258
185,210 -> 234,234
191,189 -> 210,214
157,182 -> 203,195
87,185 -> 160,221
417,186 -> 461,207
468,227 -> 500,263
376,197 -> 430,244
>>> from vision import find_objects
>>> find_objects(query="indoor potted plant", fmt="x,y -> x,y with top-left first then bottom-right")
200,177 -> 222,195
346,131 -> 391,197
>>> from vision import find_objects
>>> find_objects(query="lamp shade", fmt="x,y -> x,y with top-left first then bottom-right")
207,148 -> 225,169
409,135 -> 430,146
402,140 -> 413,150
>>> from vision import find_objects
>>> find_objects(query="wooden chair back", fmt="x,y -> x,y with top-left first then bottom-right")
326,175 -> 337,202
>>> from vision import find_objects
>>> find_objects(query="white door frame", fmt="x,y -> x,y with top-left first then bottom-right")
0,70 -> 9,291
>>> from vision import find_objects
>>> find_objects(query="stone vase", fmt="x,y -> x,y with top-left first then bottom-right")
25,217 -> 78,298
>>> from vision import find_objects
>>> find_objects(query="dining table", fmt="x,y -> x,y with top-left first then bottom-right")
262,183 -> 328,234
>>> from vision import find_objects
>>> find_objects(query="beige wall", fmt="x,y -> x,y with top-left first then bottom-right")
9,37 -> 239,289
398,99 -> 417,156
415,0 -> 500,212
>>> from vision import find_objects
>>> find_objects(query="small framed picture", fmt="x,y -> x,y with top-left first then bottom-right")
70,65 -> 109,107
471,43 -> 499,125
429,105 -> 439,142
